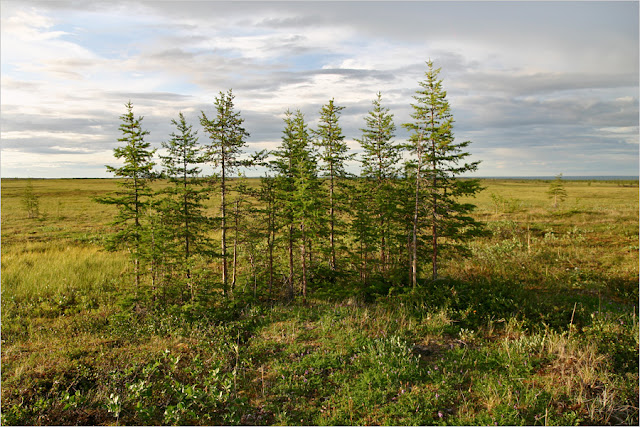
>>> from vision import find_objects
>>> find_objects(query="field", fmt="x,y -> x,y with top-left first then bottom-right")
1,178 -> 638,425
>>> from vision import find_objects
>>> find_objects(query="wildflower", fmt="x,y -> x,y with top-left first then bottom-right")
438,411 -> 443,418
435,393 -> 439,399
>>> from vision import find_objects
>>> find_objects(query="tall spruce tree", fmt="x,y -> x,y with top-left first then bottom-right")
356,92 -> 399,273
200,90 -> 250,296
313,99 -> 350,271
272,110 -> 299,299
96,101 -> 156,289
160,112 -> 210,299
290,111 -> 321,304
403,61 -> 483,284
272,109 -> 322,302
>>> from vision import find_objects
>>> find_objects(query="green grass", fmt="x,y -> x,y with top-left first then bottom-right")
1,242 -> 126,315
1,178 -> 638,425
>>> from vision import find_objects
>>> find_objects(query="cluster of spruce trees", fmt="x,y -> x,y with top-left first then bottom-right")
97,61 -> 484,303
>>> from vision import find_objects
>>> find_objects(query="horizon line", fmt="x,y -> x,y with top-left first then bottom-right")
3,175 -> 639,181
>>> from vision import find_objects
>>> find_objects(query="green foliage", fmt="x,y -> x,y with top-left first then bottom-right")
490,192 -> 522,213
403,60 -> 484,282
357,92 -> 399,181
355,93 -> 401,278
313,99 -> 350,180
270,110 -> 324,301
313,99 -> 351,271
345,180 -> 379,284
200,89 -> 251,295
94,101 -> 157,287
158,112 -> 212,299
200,89 -> 251,177
583,311 -> 639,374
548,173 -> 568,207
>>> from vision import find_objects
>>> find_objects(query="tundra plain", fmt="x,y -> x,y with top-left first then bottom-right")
1,178 -> 638,425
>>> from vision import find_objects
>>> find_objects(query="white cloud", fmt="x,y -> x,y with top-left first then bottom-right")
1,130 -> 106,141
1,149 -> 116,178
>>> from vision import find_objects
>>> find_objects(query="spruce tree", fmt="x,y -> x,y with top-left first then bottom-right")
547,173 -> 568,208
96,101 -> 156,289
403,61 -> 483,284
313,99 -> 350,271
160,112 -> 211,299
356,92 -> 399,273
290,111 -> 322,304
200,90 -> 250,297
272,110 -> 300,299
272,109 -> 322,302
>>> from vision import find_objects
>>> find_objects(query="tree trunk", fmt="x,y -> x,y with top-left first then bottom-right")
267,213 -> 274,298
380,213 -> 386,273
329,170 -> 336,270
300,221 -> 307,305
287,224 -> 294,300
432,178 -> 438,280
184,162 -> 191,280
250,251 -> 257,298
412,141 -> 422,289
407,227 -> 412,285
134,178 -> 141,291
134,257 -> 140,290
232,200 -> 239,293
431,128 -> 438,281
221,156 -> 228,296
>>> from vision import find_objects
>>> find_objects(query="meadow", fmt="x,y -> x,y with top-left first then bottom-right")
1,177 -> 638,425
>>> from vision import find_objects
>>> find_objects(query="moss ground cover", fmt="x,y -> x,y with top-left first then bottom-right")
1,178 -> 638,425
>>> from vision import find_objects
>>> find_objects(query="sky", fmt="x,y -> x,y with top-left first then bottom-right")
1,0 -> 638,178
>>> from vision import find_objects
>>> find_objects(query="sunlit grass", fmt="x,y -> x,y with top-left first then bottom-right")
1,242 -> 127,304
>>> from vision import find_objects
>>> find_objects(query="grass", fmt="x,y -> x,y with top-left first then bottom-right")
1,177 -> 638,425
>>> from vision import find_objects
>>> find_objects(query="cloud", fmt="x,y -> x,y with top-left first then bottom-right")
1,1 -> 638,177
455,71 -> 638,97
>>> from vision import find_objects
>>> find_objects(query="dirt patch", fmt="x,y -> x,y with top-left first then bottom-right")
412,336 -> 469,362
